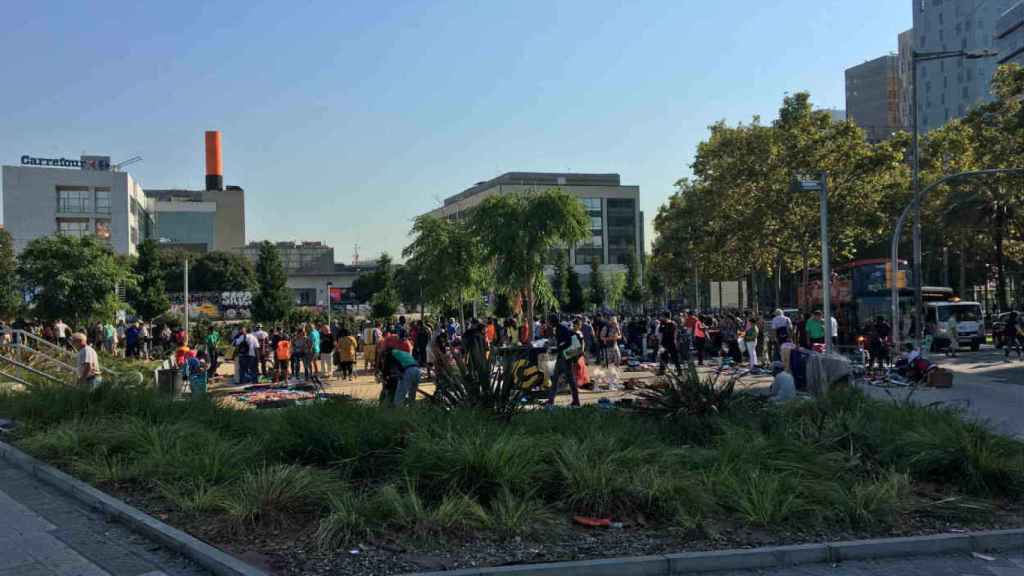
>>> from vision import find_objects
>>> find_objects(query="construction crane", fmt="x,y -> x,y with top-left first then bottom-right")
112,156 -> 143,171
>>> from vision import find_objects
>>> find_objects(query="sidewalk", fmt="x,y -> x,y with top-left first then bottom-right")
709,551 -> 1024,575
0,458 -> 207,576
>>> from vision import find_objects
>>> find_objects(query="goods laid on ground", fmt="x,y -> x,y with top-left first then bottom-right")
229,389 -> 316,408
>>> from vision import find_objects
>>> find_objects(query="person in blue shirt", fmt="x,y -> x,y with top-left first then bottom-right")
546,314 -> 581,408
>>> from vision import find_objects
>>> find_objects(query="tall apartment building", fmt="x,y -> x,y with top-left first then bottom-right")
845,54 -> 902,142
996,1 -> 1024,67
912,0 -> 1015,133
425,172 -> 643,273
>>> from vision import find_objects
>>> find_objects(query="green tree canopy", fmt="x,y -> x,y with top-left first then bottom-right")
370,253 -> 400,320
17,235 -> 134,326
127,239 -> 170,320
192,251 -> 255,292
566,266 -> 585,314
467,189 -> 588,323
252,241 -> 292,323
549,249 -> 569,311
0,228 -> 20,320
402,215 -> 485,314
623,250 -> 644,307
588,257 -> 606,310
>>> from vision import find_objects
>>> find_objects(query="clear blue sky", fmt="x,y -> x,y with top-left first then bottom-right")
0,1 -> 910,263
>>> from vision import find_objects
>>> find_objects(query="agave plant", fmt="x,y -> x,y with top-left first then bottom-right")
431,338 -> 525,419
636,363 -> 751,419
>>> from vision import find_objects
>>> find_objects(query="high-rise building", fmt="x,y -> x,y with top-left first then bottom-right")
898,29 -> 915,131
996,1 -> 1024,67
845,54 -> 901,142
425,172 -> 642,272
912,0 -> 1015,133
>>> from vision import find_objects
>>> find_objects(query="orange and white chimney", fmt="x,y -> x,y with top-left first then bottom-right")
205,130 -> 223,191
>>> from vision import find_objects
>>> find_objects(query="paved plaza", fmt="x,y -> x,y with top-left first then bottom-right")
0,458 -> 206,576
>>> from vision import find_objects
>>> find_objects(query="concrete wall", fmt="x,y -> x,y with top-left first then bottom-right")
205,187 -> 245,252
286,272 -> 360,307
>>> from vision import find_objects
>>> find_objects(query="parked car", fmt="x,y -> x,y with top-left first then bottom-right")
992,311 -> 1021,349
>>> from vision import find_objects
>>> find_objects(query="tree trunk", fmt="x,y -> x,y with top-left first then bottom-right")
995,206 -> 1008,312
775,256 -> 783,310
959,240 -> 966,299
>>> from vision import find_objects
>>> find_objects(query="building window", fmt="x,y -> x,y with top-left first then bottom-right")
962,85 -> 969,99
95,219 -> 112,242
579,197 -> 601,212
95,189 -> 111,214
57,187 -> 91,213
57,218 -> 90,237
606,198 -> 637,265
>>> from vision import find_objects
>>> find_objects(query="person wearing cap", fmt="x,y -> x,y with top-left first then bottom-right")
71,332 -> 101,389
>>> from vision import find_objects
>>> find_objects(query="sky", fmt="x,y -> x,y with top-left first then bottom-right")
0,1 -> 910,263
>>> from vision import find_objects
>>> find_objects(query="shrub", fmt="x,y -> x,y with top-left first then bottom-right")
315,491 -> 374,549
825,470 -> 910,529
401,429 -> 545,502
221,464 -> 343,526
485,487 -> 556,538
714,468 -> 808,526
157,479 -> 228,516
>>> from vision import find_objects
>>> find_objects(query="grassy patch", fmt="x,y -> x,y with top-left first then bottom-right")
1,380 -> 1021,547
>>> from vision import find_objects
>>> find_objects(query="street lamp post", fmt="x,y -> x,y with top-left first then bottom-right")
795,173 -> 832,355
909,48 -> 997,348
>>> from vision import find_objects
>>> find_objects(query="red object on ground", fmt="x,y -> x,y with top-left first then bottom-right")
573,516 -> 611,528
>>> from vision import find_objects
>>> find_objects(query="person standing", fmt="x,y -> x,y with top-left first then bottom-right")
320,324 -> 334,377
253,324 -> 270,377
659,312 -> 681,373
869,316 -> 892,370
54,319 -> 70,349
291,329 -> 307,380
686,311 -> 708,366
1004,312 -> 1023,361
205,327 -> 221,379
546,315 -> 581,408
71,333 -> 101,389
336,327 -> 358,380
806,311 -> 826,347
945,313 -> 959,357
743,316 -> 759,370
124,322 -> 140,358
274,332 -> 292,382
603,316 -> 623,367
770,310 -> 792,360
307,323 -> 321,377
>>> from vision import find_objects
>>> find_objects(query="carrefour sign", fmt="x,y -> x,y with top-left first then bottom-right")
21,155 -> 110,171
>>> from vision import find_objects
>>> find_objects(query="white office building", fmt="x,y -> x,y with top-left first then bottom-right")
1,156 -> 151,255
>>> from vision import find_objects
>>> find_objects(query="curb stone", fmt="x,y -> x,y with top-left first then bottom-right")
0,440 -> 267,576
409,530 -> 1023,576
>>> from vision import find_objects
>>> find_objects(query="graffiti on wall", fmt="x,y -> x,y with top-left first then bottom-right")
168,291 -> 252,320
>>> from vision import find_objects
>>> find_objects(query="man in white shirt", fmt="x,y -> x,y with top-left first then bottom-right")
72,332 -> 101,388
55,319 -> 70,349
830,315 -> 839,346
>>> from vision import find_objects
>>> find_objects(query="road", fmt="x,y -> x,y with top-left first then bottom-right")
0,457 -> 206,576
857,346 -> 1024,438
711,551 -> 1024,575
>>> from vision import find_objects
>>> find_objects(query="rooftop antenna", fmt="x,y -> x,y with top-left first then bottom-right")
353,243 -> 361,265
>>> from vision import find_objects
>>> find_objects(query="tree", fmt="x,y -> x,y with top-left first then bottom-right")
370,253 -> 400,319
467,189 -> 588,324
402,215 -> 485,319
192,251 -> 255,292
623,251 -> 644,309
0,228 -> 20,319
605,271 -> 627,309
158,248 -> 190,292
566,266 -> 585,314
647,269 -> 666,309
549,249 -> 569,311
395,264 -> 425,313
252,241 -> 292,323
350,272 -> 382,304
17,235 -> 134,326
587,258 -> 607,310
127,239 -> 170,320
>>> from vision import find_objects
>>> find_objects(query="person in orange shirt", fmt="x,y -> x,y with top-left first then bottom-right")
275,335 -> 292,383
485,318 -> 497,346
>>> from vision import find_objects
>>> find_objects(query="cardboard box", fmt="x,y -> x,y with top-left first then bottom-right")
928,368 -> 953,388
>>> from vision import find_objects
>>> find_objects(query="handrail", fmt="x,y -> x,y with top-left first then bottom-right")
0,367 -> 34,389
0,351 -> 68,386
11,342 -> 77,374
5,329 -> 120,377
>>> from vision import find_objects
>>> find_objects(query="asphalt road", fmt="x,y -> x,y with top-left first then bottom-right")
709,551 -> 1024,575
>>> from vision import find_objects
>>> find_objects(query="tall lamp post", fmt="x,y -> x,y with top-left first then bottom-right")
909,48 -> 997,347
795,173 -> 832,355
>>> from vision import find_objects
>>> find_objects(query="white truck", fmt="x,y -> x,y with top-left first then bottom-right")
926,301 -> 985,352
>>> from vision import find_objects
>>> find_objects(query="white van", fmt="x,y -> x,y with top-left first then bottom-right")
926,301 -> 985,351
